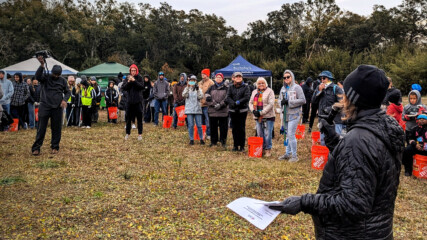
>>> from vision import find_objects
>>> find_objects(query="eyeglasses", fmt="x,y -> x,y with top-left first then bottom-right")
283,76 -> 291,80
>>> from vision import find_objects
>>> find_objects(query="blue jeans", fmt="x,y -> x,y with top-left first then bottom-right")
256,120 -> 274,150
2,104 -> 10,114
284,113 -> 301,157
187,114 -> 203,141
321,123 -> 343,146
28,102 -> 35,128
154,99 -> 168,125
202,107 -> 210,136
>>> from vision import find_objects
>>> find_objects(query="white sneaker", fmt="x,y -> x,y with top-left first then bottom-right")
86,126 -> 91,129
289,157 -> 299,163
132,124 -> 136,129
278,154 -> 291,160
125,134 -> 129,140
137,135 -> 142,141
207,136 -> 211,140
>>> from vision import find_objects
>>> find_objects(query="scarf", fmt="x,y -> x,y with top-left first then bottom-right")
253,89 -> 264,122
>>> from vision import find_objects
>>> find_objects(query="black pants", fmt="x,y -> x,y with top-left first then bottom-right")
209,116 -> 228,145
82,106 -> 92,127
10,105 -> 26,129
302,102 -> 311,123
126,103 -> 143,135
402,144 -> 426,174
309,103 -> 318,129
66,104 -> 79,126
230,111 -> 247,148
32,106 -> 63,151
91,105 -> 99,123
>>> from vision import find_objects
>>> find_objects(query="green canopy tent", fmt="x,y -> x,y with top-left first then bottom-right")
78,62 -> 129,108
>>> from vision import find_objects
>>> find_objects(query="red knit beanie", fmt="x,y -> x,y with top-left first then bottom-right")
201,69 -> 210,77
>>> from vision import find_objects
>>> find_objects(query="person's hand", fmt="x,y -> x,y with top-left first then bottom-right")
318,83 -> 325,91
61,100 -> 67,109
37,56 -> 45,67
416,144 -> 423,151
281,98 -> 288,106
319,118 -> 336,138
253,110 -> 260,117
235,100 -> 240,105
214,104 -> 221,110
265,196 -> 302,215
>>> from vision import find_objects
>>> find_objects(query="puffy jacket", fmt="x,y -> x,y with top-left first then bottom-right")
313,83 -> 343,124
226,83 -> 251,113
301,109 -> 404,240
205,83 -> 228,117
249,87 -> 275,119
183,86 -> 203,114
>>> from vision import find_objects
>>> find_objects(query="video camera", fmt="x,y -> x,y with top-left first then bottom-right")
35,50 -> 50,59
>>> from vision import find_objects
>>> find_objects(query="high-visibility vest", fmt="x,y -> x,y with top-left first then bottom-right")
81,86 -> 94,106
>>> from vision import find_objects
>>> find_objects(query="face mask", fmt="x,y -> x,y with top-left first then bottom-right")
189,81 -> 196,86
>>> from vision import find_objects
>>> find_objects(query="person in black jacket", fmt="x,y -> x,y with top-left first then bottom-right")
142,74 -> 152,123
226,72 -> 251,151
381,77 -> 402,109
308,78 -> 321,132
266,65 -> 405,240
90,76 -> 101,123
32,56 -> 71,156
105,81 -> 119,123
122,64 -> 144,140
301,77 -> 313,123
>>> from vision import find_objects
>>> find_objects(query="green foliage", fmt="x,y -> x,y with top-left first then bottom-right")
0,176 -> 25,185
35,160 -> 66,169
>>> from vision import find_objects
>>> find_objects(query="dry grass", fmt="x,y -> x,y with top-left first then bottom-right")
0,107 -> 426,239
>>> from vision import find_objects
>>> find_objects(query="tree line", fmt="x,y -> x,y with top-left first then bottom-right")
0,0 -> 425,93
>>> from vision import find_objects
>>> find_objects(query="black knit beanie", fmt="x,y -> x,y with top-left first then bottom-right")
343,65 -> 389,109
51,65 -> 62,76
388,91 -> 401,105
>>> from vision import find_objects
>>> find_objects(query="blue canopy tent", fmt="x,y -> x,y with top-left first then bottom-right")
213,55 -> 273,87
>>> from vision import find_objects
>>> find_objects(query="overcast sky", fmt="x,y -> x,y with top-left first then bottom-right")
121,0 -> 403,34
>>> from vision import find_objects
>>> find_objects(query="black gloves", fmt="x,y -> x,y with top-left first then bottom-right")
265,196 -> 302,215
319,118 -> 341,152
253,110 -> 261,117
205,94 -> 212,102
281,98 -> 288,106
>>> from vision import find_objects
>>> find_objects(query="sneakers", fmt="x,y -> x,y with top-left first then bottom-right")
278,154 -> 291,160
232,146 -> 239,152
189,140 -> 194,145
137,135 -> 142,141
51,149 -> 58,154
132,124 -> 136,129
32,150 -> 40,156
289,157 -> 299,163
200,140 -> 205,145
264,149 -> 271,157
404,172 -> 412,177
125,134 -> 129,140
308,127 -> 312,133
86,126 -> 91,129
206,136 -> 211,140
238,146 -> 245,152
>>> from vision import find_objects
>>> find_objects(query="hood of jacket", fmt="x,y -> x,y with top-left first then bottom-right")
408,90 -> 422,106
349,109 -> 405,157
129,64 -> 139,76
283,69 -> 296,87
14,73 -> 23,83
179,73 -> 187,85
0,69 -> 7,82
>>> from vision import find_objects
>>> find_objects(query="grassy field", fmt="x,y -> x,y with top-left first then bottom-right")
0,108 -> 426,239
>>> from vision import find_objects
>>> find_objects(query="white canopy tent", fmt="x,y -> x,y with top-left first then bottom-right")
3,57 -> 78,75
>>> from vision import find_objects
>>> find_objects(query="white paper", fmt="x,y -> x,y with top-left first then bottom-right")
227,197 -> 281,230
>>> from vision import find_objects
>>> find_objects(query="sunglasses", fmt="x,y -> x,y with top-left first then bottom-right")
283,76 -> 291,80
320,77 -> 328,80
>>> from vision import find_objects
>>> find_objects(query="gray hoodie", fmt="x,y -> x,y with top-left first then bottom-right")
153,77 -> 170,100
402,90 -> 427,131
0,70 -> 14,105
278,70 -> 306,120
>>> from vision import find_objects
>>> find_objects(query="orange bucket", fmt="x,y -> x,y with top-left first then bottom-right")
9,118 -> 19,132
177,119 -> 185,126
311,145 -> 329,170
248,137 -> 263,158
163,115 -> 173,128
295,124 -> 305,139
108,107 -> 118,119
194,125 -> 207,140
311,131 -> 321,145
35,107 -> 39,121
175,106 -> 187,121
413,154 -> 427,179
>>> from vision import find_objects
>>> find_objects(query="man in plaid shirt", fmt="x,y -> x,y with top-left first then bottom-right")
10,73 -> 29,129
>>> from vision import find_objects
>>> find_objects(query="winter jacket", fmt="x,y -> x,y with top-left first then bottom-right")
11,75 -> 29,107
302,81 -> 314,104
278,70 -> 306,119
0,70 -> 14,105
249,87 -> 275,119
313,82 -> 343,124
32,84 -> 41,103
173,73 -> 187,106
122,65 -> 145,105
198,78 -> 214,107
382,87 -> 402,106
402,90 -> 426,132
183,86 -> 203,114
386,103 -> 405,130
205,82 -> 229,117
154,78 -> 170,100
66,85 -> 76,104
91,84 -> 101,106
301,109 -> 404,240
226,83 -> 251,113
142,75 -> 152,100
105,87 -> 119,107
26,83 -> 36,104
35,66 -> 70,109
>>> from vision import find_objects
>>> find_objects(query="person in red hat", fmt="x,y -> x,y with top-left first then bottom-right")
199,68 -> 214,139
